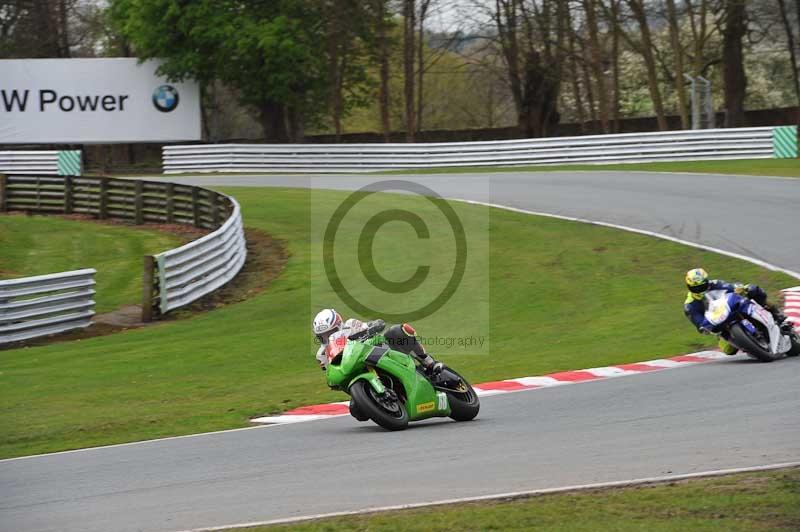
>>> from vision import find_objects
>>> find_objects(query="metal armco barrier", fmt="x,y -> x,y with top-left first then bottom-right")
0,269 -> 96,345
153,196 -> 246,314
0,150 -> 82,176
162,127 -> 789,174
1,175 -> 247,323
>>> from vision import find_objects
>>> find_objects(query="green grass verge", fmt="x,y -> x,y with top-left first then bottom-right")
382,158 -> 800,177
0,215 -> 182,312
254,468 -> 800,531
0,187 -> 794,459
112,158 -> 800,178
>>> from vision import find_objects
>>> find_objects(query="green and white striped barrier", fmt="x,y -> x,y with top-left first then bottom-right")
773,126 -> 798,159
57,150 -> 82,176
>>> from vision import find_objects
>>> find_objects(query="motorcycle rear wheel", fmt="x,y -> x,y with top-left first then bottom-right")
729,322 -> 781,362
787,330 -> 800,357
350,380 -> 409,431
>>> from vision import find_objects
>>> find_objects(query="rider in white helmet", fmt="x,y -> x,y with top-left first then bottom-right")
312,308 -> 443,373
313,308 -> 365,369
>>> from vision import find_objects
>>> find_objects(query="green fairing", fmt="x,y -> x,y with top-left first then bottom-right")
326,334 -> 451,421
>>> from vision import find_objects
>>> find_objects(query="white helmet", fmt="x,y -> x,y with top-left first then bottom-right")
313,308 -> 342,344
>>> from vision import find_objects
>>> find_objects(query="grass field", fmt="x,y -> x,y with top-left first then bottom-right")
255,468 -> 800,531
0,187 -> 795,459
112,157 -> 800,179
0,215 -> 182,312
383,158 -> 800,177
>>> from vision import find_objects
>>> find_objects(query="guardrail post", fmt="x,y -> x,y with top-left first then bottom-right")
0,174 -> 6,212
64,175 -> 73,214
99,177 -> 109,219
134,180 -> 144,224
211,192 -> 221,227
141,255 -> 156,322
191,187 -> 201,227
165,182 -> 174,223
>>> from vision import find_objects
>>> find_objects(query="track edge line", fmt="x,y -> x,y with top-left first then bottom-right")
455,199 -> 800,280
176,461 -> 800,532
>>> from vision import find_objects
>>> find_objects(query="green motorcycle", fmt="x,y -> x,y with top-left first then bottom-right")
324,320 -> 480,430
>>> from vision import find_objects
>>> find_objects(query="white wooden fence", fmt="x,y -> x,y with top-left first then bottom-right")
153,195 -> 246,314
0,269 -> 96,345
162,127 -> 780,174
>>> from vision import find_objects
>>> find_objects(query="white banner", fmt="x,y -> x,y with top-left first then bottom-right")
0,58 -> 201,144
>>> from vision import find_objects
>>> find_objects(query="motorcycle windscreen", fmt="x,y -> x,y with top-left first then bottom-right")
325,332 -> 348,363
705,298 -> 731,326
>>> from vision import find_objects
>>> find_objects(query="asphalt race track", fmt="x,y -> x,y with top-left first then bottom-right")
1,171 -> 798,532
166,171 -> 800,272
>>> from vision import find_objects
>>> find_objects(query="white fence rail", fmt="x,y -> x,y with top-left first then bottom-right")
0,269 -> 96,345
163,127 -> 778,174
0,150 -> 82,176
154,196 -> 246,313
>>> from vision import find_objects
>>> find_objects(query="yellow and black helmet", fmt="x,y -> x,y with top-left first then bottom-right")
685,268 -> 709,295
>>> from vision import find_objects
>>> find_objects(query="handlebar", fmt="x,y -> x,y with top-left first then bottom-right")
348,319 -> 385,341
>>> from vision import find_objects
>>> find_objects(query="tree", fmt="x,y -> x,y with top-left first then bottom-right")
416,0 -> 431,132
623,0 -> 668,130
664,0 -> 690,128
776,0 -> 800,107
492,0 -> 566,137
1,0 -> 74,58
324,0 -> 375,141
607,0 -> 622,132
111,0 -> 374,142
372,0 -> 394,141
684,0 -> 718,78
403,0 -> 417,141
720,0 -> 747,127
583,0 -> 609,132
565,2 -> 588,132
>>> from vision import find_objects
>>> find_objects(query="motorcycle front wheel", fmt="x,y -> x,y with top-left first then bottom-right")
435,367 -> 480,421
349,380 -> 409,431
729,322 -> 781,362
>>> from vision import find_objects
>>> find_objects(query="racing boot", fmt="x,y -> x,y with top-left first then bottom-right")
718,337 -> 738,356
765,304 -> 793,333
420,354 -> 444,376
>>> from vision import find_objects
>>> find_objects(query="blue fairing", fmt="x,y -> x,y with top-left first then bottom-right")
741,319 -> 758,335
728,292 -> 751,314
702,292 -> 751,332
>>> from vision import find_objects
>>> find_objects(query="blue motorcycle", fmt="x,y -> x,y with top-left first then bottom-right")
704,290 -> 800,362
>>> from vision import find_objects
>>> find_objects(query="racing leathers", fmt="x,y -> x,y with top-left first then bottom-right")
383,323 -> 442,373
315,319 -> 441,373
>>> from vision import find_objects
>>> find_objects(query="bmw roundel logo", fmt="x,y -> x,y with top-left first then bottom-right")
152,85 -> 179,113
